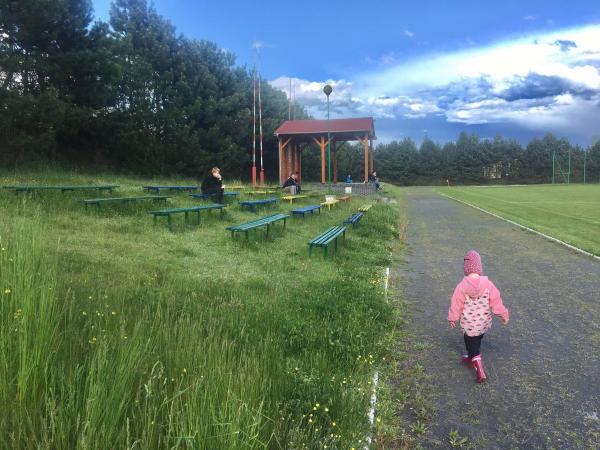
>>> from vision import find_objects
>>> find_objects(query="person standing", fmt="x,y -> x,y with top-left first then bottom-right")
448,250 -> 510,383
201,167 -> 224,203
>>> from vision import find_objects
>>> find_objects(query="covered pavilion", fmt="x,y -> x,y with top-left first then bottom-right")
274,117 -> 376,185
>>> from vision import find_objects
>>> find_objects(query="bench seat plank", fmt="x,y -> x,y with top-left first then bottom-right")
308,226 -> 347,257
226,213 -> 289,238
149,203 -> 226,230
291,204 -> 321,218
82,196 -> 167,207
239,197 -> 278,211
343,212 -> 363,228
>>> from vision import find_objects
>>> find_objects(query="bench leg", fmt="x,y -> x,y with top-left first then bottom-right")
283,218 -> 287,228
168,215 -> 172,231
309,244 -> 312,256
266,223 -> 270,237
245,230 -> 249,239
197,211 -> 200,225
184,211 -> 189,224
220,208 -> 224,218
324,245 -> 328,258
335,238 -> 338,254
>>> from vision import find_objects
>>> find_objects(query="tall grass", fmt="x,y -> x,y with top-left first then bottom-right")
0,170 -> 403,448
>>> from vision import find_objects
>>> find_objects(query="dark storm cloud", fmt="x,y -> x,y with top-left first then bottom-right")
499,73 -> 598,101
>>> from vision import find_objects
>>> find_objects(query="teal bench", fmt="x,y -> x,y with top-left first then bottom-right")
150,204 -> 226,230
226,213 -> 289,238
308,226 -> 347,257
343,212 -> 363,228
82,196 -> 168,208
3,185 -> 119,194
143,185 -> 198,193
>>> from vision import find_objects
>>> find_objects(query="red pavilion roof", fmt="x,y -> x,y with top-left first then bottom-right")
275,117 -> 376,140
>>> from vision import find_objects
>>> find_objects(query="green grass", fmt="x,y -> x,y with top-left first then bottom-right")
440,184 -> 600,256
0,168 -> 403,449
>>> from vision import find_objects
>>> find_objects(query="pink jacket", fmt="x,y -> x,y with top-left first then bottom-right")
448,276 -> 509,336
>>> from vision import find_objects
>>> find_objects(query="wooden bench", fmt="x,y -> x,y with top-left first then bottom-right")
308,226 -> 347,257
143,185 -> 198,193
149,204 -> 226,230
82,196 -> 168,208
320,199 -> 339,210
338,195 -> 352,202
281,194 -> 307,204
4,184 -> 119,194
239,197 -> 278,211
226,213 -> 289,238
291,204 -> 321,218
190,192 -> 239,201
358,204 -> 372,212
343,212 -> 363,228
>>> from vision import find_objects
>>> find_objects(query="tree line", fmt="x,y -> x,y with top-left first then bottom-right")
0,0 -> 305,179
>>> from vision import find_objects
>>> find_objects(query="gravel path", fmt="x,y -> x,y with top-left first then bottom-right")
399,189 -> 600,449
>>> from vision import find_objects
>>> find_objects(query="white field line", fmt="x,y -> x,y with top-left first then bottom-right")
364,266 -> 389,448
364,371 -> 379,449
439,193 -> 600,262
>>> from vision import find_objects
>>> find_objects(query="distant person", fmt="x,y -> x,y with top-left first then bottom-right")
345,174 -> 352,183
448,250 -> 510,383
368,171 -> 381,190
282,172 -> 300,194
201,167 -> 224,203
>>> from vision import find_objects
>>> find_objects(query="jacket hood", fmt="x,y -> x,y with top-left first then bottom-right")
460,276 -> 490,298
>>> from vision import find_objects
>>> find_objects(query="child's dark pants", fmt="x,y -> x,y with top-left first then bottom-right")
464,334 -> 484,358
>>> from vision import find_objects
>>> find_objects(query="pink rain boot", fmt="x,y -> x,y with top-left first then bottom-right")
461,354 -> 474,368
471,355 -> 487,383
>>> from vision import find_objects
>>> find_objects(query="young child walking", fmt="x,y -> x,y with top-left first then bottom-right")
448,250 -> 509,383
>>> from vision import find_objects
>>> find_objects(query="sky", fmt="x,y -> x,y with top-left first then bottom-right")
92,0 -> 600,145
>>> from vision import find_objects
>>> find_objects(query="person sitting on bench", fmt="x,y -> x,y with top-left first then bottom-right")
368,171 -> 381,191
282,172 -> 301,194
201,167 -> 224,203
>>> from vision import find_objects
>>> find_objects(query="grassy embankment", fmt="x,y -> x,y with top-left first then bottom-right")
440,184 -> 600,256
0,168 -> 405,449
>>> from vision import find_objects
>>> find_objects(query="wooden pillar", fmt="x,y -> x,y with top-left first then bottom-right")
298,147 -> 302,182
369,138 -> 374,172
278,139 -> 284,185
333,140 -> 338,184
363,134 -> 369,182
294,143 -> 300,176
320,135 -> 326,184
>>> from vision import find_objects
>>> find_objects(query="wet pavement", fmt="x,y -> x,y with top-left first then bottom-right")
399,189 -> 600,449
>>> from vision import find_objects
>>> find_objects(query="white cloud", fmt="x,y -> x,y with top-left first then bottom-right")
270,24 -> 600,141
403,30 -> 415,38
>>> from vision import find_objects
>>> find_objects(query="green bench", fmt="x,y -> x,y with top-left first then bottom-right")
82,196 -> 168,208
3,184 -> 119,194
150,204 -> 226,230
308,226 -> 347,257
226,213 -> 289,238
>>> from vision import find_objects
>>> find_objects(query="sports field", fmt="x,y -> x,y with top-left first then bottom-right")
440,184 -> 600,257
0,169 -> 403,449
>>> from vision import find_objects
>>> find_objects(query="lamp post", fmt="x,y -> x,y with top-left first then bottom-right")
323,84 -> 333,192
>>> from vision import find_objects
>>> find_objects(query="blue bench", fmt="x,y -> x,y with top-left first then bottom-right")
143,185 -> 198,193
191,192 -> 239,201
226,213 -> 289,238
239,197 -> 278,211
343,212 -> 363,228
308,226 -> 347,258
291,204 -> 321,218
